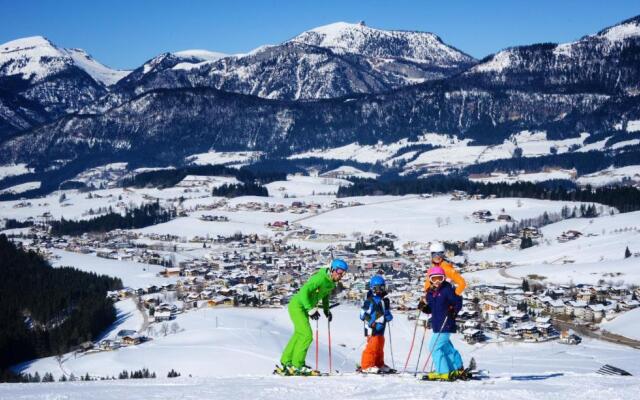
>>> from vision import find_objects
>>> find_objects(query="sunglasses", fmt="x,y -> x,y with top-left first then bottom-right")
429,275 -> 445,283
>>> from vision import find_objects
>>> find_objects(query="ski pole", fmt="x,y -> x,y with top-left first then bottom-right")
422,315 -> 449,373
315,318 -> 319,371
388,322 -> 395,369
402,309 -> 421,373
413,324 -> 428,377
327,319 -> 333,374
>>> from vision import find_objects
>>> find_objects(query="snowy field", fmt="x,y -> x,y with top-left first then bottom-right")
8,306 -> 640,399
601,307 -> 640,341
50,249 -> 175,288
265,175 -> 352,197
299,196 -> 585,244
465,211 -> 640,286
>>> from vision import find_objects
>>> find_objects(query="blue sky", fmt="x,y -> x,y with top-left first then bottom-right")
1,0 -> 639,70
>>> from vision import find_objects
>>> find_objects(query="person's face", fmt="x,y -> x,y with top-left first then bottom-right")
431,253 -> 444,263
429,274 -> 444,288
331,269 -> 346,281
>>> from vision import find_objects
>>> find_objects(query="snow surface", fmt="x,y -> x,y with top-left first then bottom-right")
173,49 -> 228,61
290,134 -> 464,164
0,181 -> 40,194
2,373 -> 639,400
0,163 -> 32,180
185,151 -> 263,166
577,165 -> 640,187
627,120 -> 640,132
265,175 -> 352,198
601,307 -> 640,341
64,48 -> 130,85
290,21 -> 472,64
473,51 -> 514,73
50,249 -> 175,288
601,19 -> 640,42
9,306 -> 640,399
0,36 -> 129,85
301,196 -> 582,245
465,210 -> 640,286
320,166 -> 379,179
99,298 -> 144,341
610,139 -> 640,150
470,170 -> 575,184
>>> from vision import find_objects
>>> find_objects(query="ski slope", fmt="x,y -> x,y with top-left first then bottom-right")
8,306 -> 640,399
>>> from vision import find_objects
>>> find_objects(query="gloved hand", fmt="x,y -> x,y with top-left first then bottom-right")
447,305 -> 457,318
324,309 -> 332,322
309,308 -> 320,320
385,312 -> 393,322
418,299 -> 431,314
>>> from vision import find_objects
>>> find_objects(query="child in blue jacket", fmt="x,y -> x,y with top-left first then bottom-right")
419,265 -> 464,380
359,275 -> 394,373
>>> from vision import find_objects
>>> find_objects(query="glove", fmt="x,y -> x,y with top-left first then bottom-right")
418,299 -> 431,314
447,305 -> 457,318
324,309 -> 332,322
385,312 -> 393,322
309,308 -> 320,320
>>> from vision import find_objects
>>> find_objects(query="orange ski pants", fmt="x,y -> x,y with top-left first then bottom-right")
361,335 -> 385,369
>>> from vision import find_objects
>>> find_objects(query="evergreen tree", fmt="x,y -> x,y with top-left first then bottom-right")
625,246 -> 632,258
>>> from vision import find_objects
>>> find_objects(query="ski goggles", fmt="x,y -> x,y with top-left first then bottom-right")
371,284 -> 386,293
331,268 -> 346,277
431,252 -> 445,258
429,274 -> 445,284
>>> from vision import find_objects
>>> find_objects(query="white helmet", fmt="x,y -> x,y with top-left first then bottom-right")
429,242 -> 445,253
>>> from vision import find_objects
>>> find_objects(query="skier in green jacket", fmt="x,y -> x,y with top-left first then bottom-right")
277,259 -> 348,375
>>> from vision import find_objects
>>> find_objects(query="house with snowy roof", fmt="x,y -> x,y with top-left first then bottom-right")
565,300 -> 588,318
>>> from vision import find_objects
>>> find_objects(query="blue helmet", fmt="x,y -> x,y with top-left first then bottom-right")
370,275 -> 385,288
330,258 -> 348,272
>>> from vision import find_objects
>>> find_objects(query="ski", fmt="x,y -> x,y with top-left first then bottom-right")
419,369 -> 489,382
356,367 -> 398,375
273,365 -> 327,377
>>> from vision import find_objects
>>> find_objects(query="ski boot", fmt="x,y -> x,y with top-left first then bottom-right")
379,365 -> 397,374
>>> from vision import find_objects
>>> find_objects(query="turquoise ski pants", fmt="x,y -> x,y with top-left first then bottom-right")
428,332 -> 463,374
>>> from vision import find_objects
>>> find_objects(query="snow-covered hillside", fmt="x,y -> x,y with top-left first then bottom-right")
8,306 -> 640,399
0,36 -> 129,85
289,21 -> 475,65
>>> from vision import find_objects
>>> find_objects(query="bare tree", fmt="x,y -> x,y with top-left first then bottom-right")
436,217 -> 443,228
159,322 -> 169,337
170,322 -> 180,334
146,326 -> 156,337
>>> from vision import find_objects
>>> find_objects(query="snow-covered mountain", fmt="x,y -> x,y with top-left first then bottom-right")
85,21 -> 475,110
0,36 -> 129,119
2,16 -> 640,179
289,21 -> 474,66
462,15 -> 640,95
0,36 -> 129,85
